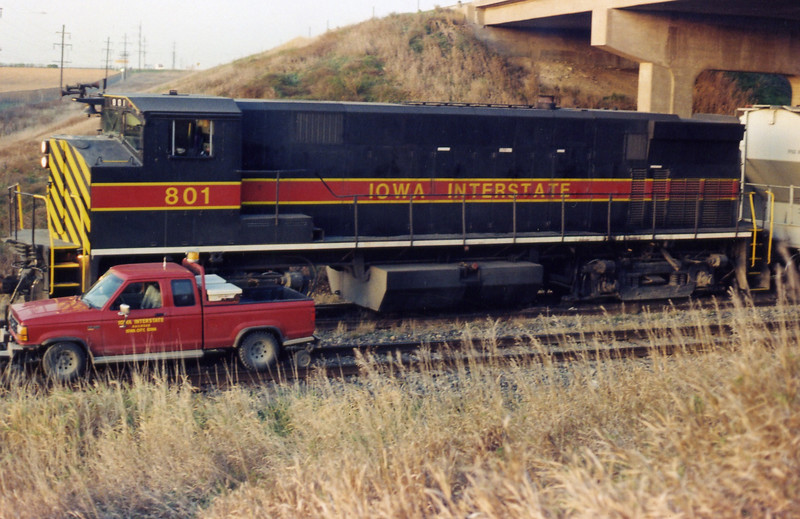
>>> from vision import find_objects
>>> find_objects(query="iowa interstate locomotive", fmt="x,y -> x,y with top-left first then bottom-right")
7,92 -> 754,310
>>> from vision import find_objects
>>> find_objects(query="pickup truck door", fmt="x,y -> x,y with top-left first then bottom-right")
98,280 -> 171,356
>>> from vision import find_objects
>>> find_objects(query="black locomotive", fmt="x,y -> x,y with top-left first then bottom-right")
7,92 -> 753,310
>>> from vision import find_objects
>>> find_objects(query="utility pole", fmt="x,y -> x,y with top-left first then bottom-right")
172,41 -> 176,70
102,37 -> 112,91
53,25 -> 71,93
137,22 -> 142,70
120,33 -> 128,81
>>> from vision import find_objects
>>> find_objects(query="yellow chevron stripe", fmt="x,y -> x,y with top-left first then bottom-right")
56,142 -> 91,252
59,142 -> 92,235
63,144 -> 91,203
49,147 -> 80,245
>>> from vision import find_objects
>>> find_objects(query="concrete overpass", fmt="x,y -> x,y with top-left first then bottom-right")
467,1 -> 800,116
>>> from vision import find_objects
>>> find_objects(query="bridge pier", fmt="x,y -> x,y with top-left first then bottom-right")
472,1 -> 800,115
591,7 -> 800,116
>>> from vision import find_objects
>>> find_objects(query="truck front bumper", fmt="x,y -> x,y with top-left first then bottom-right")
0,329 -> 23,361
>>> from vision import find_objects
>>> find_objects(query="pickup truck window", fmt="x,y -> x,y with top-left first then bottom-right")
82,272 -> 124,309
171,279 -> 196,307
110,282 -> 162,311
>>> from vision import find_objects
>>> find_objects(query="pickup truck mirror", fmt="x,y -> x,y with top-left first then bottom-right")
118,304 -> 130,328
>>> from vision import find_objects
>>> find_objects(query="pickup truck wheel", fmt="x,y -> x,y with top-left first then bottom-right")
42,342 -> 87,383
239,332 -> 280,372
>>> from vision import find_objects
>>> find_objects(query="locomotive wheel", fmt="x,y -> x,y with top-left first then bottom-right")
238,331 -> 280,372
42,342 -> 87,383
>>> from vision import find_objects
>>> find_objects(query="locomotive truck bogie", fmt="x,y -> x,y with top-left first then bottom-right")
4,93 -> 754,310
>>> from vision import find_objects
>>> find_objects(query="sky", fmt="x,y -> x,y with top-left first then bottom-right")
0,0 -> 446,70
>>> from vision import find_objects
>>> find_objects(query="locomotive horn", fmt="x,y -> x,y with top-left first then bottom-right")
61,81 -> 101,99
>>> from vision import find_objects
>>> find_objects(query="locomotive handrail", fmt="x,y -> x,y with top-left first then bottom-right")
353,195 -> 359,247
461,194 -> 467,246
7,185 -> 48,239
248,173 -> 738,245
6,184 -> 54,275
408,195 -> 414,246
748,191 -> 760,268
766,190 -> 775,265
274,170 -> 280,225
651,194 -> 658,239
513,194 -> 518,243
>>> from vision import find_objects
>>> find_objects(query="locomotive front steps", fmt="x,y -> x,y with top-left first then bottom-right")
50,249 -> 82,295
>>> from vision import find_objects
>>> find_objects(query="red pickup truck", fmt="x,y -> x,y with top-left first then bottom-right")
1,259 -> 316,382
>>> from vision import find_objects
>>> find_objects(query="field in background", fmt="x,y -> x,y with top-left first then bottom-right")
0,67 -> 111,93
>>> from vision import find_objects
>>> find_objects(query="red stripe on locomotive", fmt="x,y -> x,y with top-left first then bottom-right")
92,183 -> 241,211
241,178 -> 739,204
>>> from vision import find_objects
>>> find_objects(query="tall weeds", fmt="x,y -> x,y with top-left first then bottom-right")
173,10 -> 533,105
1,298 -> 798,517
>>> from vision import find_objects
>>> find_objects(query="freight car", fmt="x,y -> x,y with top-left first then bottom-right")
5,92 -> 758,310
740,105 -> 800,250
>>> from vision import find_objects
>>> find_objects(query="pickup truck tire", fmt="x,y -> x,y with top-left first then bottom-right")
238,331 -> 280,372
42,342 -> 87,383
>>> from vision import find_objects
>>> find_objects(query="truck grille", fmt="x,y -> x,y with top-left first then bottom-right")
7,313 -> 19,336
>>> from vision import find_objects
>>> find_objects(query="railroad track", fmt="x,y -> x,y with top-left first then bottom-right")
3,296 -> 793,391
185,313 -> 799,390
314,292 -> 779,332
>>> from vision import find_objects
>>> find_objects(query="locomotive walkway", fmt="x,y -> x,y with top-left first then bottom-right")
462,0 -> 800,116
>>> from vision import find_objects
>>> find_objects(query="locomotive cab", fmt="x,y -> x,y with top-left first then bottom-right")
11,93 -> 251,297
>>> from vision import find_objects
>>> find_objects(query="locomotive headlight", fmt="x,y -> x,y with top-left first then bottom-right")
40,155 -> 49,169
40,140 -> 49,154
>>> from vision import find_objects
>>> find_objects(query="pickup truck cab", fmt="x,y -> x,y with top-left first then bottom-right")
2,259 -> 316,382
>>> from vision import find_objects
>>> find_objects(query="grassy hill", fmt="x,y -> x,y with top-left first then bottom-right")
168,9 -> 785,112
171,10 -> 537,105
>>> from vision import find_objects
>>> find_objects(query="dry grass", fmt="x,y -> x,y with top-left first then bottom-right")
694,70 -> 754,115
0,102 -> 93,249
170,10 -> 536,105
1,295 -> 798,518
0,68 -> 108,93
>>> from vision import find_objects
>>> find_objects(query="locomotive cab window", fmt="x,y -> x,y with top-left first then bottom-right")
171,119 -> 213,158
123,111 -> 144,152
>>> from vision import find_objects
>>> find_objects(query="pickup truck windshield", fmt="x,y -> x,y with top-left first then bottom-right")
81,272 -> 124,309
